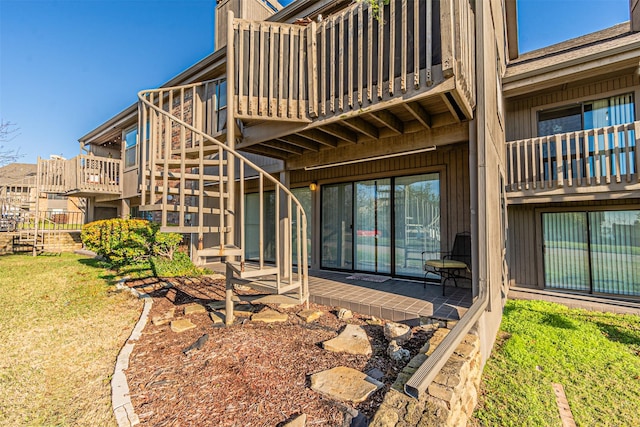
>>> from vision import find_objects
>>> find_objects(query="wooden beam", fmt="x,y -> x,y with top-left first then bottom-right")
277,135 -> 320,152
262,140 -> 305,155
243,145 -> 292,160
369,110 -> 404,134
342,117 -> 379,139
403,102 -> 432,129
440,93 -> 461,123
318,123 -> 359,144
298,129 -> 339,148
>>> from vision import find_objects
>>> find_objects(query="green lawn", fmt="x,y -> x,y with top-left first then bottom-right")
472,299 -> 640,427
0,253 -> 141,426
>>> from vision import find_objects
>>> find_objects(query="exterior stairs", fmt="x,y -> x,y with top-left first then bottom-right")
137,79 -> 309,321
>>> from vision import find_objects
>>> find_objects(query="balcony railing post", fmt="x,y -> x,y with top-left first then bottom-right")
440,0 -> 455,78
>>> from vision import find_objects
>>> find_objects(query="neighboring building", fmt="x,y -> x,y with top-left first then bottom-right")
504,21 -> 640,298
0,161 -> 85,226
30,0 -> 640,401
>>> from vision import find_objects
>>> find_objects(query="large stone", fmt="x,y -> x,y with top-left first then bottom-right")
209,311 -> 225,324
384,322 -> 412,345
151,308 -> 175,326
283,413 -> 306,427
221,304 -> 257,317
298,309 -> 323,323
170,318 -> 196,333
207,297 -> 239,310
251,309 -> 289,323
310,367 -> 383,403
322,324 -> 372,355
183,303 -> 206,315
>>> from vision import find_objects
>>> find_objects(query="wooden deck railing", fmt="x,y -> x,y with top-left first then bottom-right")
229,0 -> 475,123
38,155 -> 122,195
506,122 -> 640,194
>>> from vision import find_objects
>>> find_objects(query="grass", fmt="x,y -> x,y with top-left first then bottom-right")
0,253 -> 142,426
472,299 -> 640,427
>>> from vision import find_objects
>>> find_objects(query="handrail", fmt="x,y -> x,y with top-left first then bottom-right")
37,156 -> 122,194
506,121 -> 640,193
138,81 -> 309,292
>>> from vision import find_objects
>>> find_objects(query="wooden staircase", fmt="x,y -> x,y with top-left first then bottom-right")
137,79 -> 309,323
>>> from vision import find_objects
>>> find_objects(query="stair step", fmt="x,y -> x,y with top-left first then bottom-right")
158,225 -> 231,233
227,261 -> 280,278
144,170 -> 228,182
228,277 -> 303,295
242,293 -> 304,305
197,245 -> 243,258
138,204 -> 224,215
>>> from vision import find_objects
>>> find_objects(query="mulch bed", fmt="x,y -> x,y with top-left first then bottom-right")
123,277 -> 432,426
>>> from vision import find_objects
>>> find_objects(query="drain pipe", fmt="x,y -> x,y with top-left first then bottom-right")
404,115 -> 488,399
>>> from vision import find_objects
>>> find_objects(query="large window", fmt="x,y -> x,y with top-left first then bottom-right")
537,93 -> 634,137
537,93 -> 636,180
124,127 -> 138,168
321,173 -> 440,278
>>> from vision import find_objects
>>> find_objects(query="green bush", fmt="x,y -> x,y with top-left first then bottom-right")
150,251 -> 206,277
81,219 -> 183,269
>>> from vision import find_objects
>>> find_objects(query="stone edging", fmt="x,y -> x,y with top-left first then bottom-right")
112,278 -> 152,427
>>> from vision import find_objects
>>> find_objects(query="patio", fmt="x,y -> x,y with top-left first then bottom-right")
307,270 -> 472,324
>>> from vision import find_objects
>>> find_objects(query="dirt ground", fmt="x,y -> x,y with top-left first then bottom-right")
124,277 -> 432,426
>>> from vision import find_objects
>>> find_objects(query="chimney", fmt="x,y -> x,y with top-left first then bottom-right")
631,0 -> 640,32
215,0 -> 283,51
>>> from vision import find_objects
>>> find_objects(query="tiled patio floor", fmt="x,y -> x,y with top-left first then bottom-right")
307,270 -> 473,324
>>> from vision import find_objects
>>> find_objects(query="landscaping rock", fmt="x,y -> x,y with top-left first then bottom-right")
207,297 -> 239,310
183,303 -> 206,315
384,322 -> 412,345
322,324 -> 372,355
182,334 -> 209,355
151,308 -> 175,326
298,309 -> 323,323
337,308 -> 353,320
310,366 -> 383,403
209,312 -> 224,324
283,413 -> 306,427
251,309 -> 288,323
278,303 -> 297,309
221,304 -> 257,317
366,316 -> 384,326
170,318 -> 196,333
387,340 -> 410,362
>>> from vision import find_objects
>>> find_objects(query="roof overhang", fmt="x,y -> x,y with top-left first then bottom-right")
505,0 -> 518,61
503,31 -> 640,98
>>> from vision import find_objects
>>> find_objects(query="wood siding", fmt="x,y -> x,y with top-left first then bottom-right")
507,198 -> 640,289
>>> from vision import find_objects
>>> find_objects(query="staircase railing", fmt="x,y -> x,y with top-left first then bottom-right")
138,79 -> 309,296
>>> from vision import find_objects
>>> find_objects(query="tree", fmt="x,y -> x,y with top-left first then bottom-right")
0,120 -> 22,166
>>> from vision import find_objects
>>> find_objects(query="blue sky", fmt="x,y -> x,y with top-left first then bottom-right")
0,0 -> 630,164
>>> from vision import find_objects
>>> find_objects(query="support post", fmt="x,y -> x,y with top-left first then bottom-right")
226,10 -> 236,251
32,157 -> 41,257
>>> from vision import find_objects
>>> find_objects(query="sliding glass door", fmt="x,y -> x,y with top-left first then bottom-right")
394,174 -> 440,277
321,183 -> 353,269
542,210 -> 640,296
321,173 -> 441,278
355,179 -> 391,273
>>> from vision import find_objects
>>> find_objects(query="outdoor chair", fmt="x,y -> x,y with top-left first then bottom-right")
422,231 -> 471,296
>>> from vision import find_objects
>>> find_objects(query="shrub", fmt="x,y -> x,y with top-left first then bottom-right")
150,251 -> 206,277
81,218 -> 183,269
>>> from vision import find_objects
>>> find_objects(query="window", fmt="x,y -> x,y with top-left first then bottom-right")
124,127 -> 138,168
537,93 -> 635,136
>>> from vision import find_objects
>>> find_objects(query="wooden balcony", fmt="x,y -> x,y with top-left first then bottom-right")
227,0 -> 476,157
506,122 -> 640,203
38,155 -> 122,197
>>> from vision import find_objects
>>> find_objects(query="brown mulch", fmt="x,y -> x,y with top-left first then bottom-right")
123,277 -> 432,426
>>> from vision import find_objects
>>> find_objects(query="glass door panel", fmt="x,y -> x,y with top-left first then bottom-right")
321,183 -> 353,269
589,210 -> 640,296
542,212 -> 590,291
394,173 -> 440,277
355,179 -> 391,274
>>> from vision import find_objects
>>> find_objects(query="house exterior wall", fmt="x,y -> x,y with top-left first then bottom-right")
474,0 -> 509,362
289,141 -> 471,270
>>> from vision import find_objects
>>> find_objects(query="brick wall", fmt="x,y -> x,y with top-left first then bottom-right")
370,328 -> 482,427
